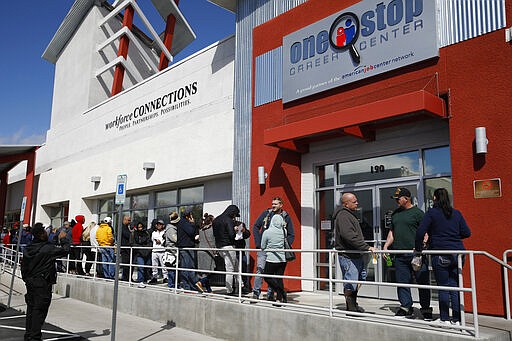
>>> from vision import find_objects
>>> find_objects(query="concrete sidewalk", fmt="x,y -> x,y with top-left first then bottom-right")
0,274 -> 224,340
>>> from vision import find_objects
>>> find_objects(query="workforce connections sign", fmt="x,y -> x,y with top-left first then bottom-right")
282,0 -> 438,103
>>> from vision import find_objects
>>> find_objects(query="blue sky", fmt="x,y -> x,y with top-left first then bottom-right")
0,0 -> 234,145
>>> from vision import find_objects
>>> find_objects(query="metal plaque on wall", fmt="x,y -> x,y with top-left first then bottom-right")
473,178 -> 502,199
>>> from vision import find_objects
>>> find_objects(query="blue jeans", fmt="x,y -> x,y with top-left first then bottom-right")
394,254 -> 431,309
253,251 -> 273,297
338,255 -> 365,292
179,250 -> 198,290
136,255 -> 151,283
100,248 -> 115,279
432,255 -> 462,322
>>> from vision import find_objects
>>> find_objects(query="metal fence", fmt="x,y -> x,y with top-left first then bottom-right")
2,243 -> 512,338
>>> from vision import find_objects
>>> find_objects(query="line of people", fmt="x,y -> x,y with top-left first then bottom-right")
334,187 -> 471,325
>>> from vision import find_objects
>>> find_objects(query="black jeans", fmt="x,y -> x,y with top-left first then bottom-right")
263,261 -> 287,300
81,242 -> 94,274
120,249 -> 132,281
70,246 -> 83,275
24,278 -> 52,341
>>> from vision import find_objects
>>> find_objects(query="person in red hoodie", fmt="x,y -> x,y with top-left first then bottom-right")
71,215 -> 86,275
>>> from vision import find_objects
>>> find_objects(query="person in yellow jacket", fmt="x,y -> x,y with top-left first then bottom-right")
96,217 -> 115,279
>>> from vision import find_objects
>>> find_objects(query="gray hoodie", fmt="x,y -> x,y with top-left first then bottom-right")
261,215 -> 286,263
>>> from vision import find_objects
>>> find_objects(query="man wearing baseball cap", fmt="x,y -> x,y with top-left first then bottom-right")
383,187 -> 432,320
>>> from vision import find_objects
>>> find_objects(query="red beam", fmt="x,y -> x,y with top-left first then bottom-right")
0,172 -> 7,226
111,4 -> 135,96
22,151 -> 36,225
158,0 -> 179,70
0,152 -> 34,164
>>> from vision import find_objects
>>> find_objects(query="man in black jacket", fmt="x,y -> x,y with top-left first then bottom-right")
212,204 -> 240,295
333,193 -> 375,311
21,223 -> 70,341
120,215 -> 132,281
176,208 -> 202,291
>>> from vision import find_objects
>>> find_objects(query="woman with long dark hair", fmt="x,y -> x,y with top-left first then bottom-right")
415,188 -> 471,325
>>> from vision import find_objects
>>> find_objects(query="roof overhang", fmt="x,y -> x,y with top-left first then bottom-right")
0,145 -> 40,175
207,0 -> 236,13
263,90 -> 446,153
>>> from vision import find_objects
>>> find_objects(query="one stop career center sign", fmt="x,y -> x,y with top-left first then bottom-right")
282,0 -> 438,103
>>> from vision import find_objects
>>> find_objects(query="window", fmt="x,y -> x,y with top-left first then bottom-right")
95,185 -> 205,228
337,151 -> 420,184
423,146 -> 451,176
155,186 -> 204,223
317,164 -> 335,188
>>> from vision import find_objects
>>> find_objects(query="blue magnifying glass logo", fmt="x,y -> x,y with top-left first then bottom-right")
329,12 -> 361,65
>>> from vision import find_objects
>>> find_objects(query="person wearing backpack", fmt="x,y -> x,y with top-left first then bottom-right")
252,197 -> 294,300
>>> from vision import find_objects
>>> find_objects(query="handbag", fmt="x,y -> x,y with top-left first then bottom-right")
162,250 -> 176,267
411,255 -> 422,271
282,227 -> 296,262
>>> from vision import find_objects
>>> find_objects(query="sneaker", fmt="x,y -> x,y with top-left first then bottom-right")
420,308 -> 433,321
148,278 -> 157,285
436,319 -> 452,328
395,307 -> 414,318
138,282 -> 146,288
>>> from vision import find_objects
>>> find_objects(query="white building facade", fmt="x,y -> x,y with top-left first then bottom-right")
6,1 -> 235,227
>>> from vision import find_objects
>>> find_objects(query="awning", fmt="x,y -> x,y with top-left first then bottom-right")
263,90 -> 446,153
0,145 -> 39,174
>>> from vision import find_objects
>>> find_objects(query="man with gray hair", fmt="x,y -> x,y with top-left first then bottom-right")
333,192 -> 375,311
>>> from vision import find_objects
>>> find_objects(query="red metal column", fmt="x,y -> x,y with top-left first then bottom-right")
0,171 -> 7,226
22,151 -> 36,225
111,4 -> 135,96
158,0 -> 180,70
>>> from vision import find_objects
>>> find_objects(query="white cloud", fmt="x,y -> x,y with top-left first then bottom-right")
0,127 -> 46,145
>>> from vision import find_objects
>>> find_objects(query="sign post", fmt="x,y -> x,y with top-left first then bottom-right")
8,196 -> 27,307
111,175 -> 127,341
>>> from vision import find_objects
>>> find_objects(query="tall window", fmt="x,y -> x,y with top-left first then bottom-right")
96,185 -> 204,228
155,186 -> 204,223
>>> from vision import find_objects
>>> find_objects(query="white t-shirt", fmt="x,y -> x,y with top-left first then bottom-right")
151,230 -> 165,251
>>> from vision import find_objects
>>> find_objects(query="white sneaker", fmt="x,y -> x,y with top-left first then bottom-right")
436,320 -> 452,328
138,282 -> 146,288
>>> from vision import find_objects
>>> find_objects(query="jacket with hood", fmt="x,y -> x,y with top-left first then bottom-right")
72,215 -> 85,245
96,223 -> 114,247
253,209 -> 294,249
261,215 -> 286,263
176,216 -> 197,248
212,205 -> 240,248
22,236 -> 70,284
131,225 -> 152,258
333,206 -> 371,258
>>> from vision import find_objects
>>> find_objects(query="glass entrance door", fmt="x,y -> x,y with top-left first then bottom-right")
335,181 -> 421,299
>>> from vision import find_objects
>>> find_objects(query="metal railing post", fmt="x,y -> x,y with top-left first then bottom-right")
469,252 -> 479,338
174,248 -> 179,291
503,250 -> 511,320
457,253 -> 466,328
129,247 -> 133,285
329,250 -> 333,317
238,249 -> 243,301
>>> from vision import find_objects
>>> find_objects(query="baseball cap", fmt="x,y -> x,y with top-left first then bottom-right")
103,217 -> 112,224
157,219 -> 165,225
391,187 -> 411,199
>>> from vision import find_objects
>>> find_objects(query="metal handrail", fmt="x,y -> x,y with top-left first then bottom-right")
503,249 -> 512,320
3,244 -> 512,337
